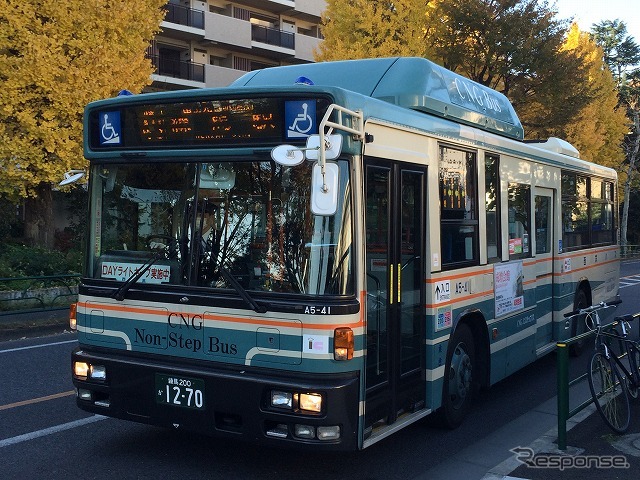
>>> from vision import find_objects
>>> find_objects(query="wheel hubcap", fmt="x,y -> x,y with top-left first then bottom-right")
449,343 -> 472,409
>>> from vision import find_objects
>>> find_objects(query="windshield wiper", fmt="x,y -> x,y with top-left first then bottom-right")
112,250 -> 165,301
218,265 -> 267,313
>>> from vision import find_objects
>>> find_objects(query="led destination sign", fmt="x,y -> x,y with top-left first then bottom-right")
135,98 -> 281,144
90,97 -> 323,149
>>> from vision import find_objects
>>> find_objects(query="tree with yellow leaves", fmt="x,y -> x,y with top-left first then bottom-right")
424,0 -> 594,139
0,0 -> 165,247
560,24 -> 628,169
316,0 -> 626,172
591,20 -> 640,247
315,0 -> 430,61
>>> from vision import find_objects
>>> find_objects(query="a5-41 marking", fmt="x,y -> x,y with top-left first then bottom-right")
455,281 -> 470,294
305,305 -> 331,315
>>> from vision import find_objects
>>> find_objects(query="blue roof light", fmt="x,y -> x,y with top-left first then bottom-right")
294,76 -> 314,86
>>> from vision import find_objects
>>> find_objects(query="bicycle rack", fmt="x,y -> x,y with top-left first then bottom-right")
556,320 -> 620,450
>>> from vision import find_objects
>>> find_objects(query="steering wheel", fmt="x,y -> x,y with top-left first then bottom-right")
147,235 -> 176,257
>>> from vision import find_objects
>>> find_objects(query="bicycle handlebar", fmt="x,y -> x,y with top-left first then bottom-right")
563,298 -> 622,318
617,312 -> 640,323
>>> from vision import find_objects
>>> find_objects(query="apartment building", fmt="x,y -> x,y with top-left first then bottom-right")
147,0 -> 326,91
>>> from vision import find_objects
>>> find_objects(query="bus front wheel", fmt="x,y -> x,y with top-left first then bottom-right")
440,324 -> 476,428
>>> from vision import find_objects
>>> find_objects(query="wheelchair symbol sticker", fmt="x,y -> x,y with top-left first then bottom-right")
285,100 -> 316,139
99,111 -> 121,145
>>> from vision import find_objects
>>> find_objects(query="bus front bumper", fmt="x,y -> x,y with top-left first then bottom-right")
71,348 -> 361,450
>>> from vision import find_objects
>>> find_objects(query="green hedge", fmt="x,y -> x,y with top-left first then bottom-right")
0,244 -> 81,290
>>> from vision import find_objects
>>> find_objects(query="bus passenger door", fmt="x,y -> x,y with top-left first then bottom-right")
364,161 -> 426,430
534,187 -> 555,351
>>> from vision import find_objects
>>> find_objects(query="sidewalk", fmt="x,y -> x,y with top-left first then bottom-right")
0,307 -> 70,341
484,398 -> 640,480
415,377 -> 640,480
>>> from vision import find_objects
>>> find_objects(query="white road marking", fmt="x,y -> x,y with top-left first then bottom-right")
0,339 -> 77,354
0,415 -> 106,448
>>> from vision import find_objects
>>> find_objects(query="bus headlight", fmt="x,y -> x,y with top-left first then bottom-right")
89,365 -> 107,381
74,361 -> 89,379
271,390 -> 293,409
299,393 -> 322,413
294,424 -> 316,439
317,426 -> 341,440
270,390 -> 323,414
73,362 -> 107,381
77,389 -> 93,401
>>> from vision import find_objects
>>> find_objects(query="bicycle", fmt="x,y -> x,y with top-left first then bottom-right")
565,299 -> 640,433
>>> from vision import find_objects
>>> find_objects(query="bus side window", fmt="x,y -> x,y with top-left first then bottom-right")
507,183 -> 531,259
439,146 -> 479,269
561,173 -> 615,251
485,154 -> 501,263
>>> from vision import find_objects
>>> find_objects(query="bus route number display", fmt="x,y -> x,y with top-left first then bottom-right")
134,98 -> 282,145
93,97 -> 289,148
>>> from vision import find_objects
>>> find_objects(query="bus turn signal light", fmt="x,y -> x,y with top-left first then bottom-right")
334,327 -> 353,360
69,303 -> 77,331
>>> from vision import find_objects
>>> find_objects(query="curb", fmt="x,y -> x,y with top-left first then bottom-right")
0,308 -> 70,341
482,405 -> 596,479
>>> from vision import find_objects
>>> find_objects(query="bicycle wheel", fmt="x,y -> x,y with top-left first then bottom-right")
588,351 -> 630,434
610,327 -> 639,400
627,343 -> 640,400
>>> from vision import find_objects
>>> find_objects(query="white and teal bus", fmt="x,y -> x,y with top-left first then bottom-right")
71,57 -> 619,450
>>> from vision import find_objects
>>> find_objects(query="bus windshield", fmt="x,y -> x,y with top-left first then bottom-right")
88,159 -> 353,296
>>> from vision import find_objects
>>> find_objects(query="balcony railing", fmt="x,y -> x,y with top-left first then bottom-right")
251,24 -> 295,50
163,3 -> 205,29
149,55 -> 205,83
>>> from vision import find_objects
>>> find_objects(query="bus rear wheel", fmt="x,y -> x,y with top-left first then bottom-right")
440,324 -> 476,428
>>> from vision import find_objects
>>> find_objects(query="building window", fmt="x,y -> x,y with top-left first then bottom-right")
233,6 -> 250,21
232,56 -> 276,72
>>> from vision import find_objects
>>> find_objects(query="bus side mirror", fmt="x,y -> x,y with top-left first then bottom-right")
305,134 -> 342,161
311,162 -> 339,216
271,134 -> 344,217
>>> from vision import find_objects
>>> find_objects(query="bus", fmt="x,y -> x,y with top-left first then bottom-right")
70,57 -> 620,450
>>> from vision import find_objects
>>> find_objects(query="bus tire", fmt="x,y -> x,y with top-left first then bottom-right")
439,324 -> 476,428
569,288 -> 589,357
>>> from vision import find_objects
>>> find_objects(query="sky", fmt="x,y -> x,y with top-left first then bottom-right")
552,0 -> 640,42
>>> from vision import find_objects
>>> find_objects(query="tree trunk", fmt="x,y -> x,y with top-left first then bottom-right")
24,183 -> 55,249
621,110 -> 640,255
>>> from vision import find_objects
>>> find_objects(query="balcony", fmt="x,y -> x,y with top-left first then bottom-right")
204,65 -> 247,88
204,12 -> 252,48
231,1 -> 295,14
251,24 -> 294,53
231,0 -> 324,19
149,54 -> 205,87
291,0 -> 326,19
164,3 -> 204,28
161,3 -> 205,40
294,33 -> 321,62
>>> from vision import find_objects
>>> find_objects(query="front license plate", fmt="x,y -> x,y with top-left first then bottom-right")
155,374 -> 205,410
